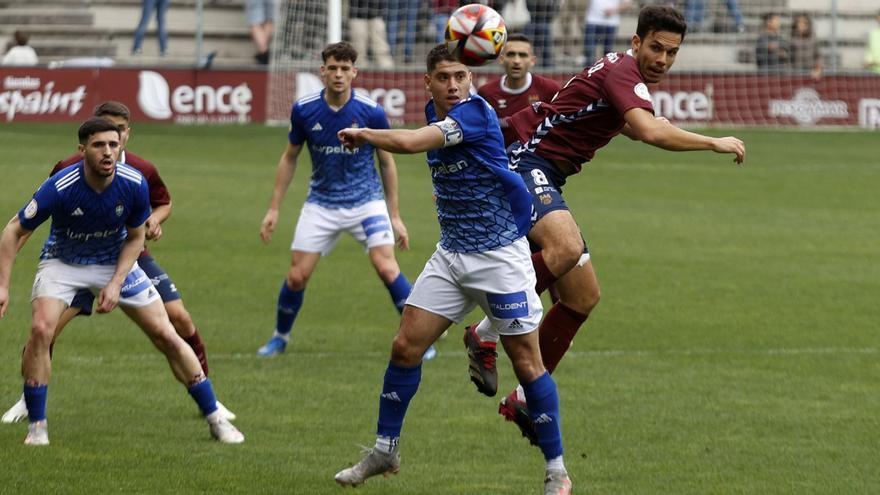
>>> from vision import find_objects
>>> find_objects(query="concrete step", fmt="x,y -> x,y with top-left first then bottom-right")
0,7 -> 93,25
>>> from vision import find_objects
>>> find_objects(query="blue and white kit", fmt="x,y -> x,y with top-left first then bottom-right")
18,162 -> 159,307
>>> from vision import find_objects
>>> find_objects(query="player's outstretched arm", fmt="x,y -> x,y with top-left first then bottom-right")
97,223 -> 146,314
375,149 -> 409,250
0,216 -> 33,318
261,143 -> 303,244
624,108 -> 745,164
338,126 -> 445,155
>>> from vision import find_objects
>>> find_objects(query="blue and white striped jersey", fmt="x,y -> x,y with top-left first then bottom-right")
18,162 -> 151,265
425,95 -> 532,253
289,89 -> 389,209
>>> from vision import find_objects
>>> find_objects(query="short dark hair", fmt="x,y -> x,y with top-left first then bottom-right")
78,117 -> 119,144
13,30 -> 29,46
93,101 -> 131,121
322,42 -> 358,63
636,5 -> 687,42
505,33 -> 531,45
426,43 -> 459,72
761,12 -> 779,25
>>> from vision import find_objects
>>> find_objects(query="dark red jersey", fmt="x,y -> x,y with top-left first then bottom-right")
478,73 -> 561,146
507,52 -> 655,174
52,150 -> 170,257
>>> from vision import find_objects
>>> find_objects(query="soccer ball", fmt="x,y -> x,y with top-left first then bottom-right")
444,4 -> 507,66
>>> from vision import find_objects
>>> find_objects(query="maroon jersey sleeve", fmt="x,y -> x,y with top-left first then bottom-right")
50,153 -> 84,176
601,58 -> 655,117
123,152 -> 171,209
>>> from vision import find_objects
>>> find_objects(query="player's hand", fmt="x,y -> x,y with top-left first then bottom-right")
391,215 -> 410,251
0,286 -> 9,318
97,281 -> 121,313
712,136 -> 745,164
145,216 -> 163,241
260,209 -> 279,244
337,128 -> 366,149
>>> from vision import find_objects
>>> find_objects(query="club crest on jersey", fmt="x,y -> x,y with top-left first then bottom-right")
24,199 -> 38,219
539,193 -> 553,205
634,83 -> 652,102
115,203 -> 124,217
528,94 -> 540,104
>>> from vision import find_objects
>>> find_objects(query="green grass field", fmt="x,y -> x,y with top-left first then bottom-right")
0,123 -> 877,494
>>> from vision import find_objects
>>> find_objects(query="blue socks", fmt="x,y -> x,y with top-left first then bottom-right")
384,273 -> 412,314
276,280 -> 304,336
24,383 -> 48,423
376,362 -> 421,442
522,372 -> 564,460
187,378 -> 219,416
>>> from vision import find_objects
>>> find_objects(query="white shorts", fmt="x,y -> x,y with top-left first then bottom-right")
291,200 -> 395,256
31,259 -> 160,308
406,237 -> 542,336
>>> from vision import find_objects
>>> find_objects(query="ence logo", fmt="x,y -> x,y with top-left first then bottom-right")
137,71 -> 253,123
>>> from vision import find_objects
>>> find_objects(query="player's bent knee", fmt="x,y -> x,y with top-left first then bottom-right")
167,307 -> 196,337
29,320 -> 56,343
390,333 -> 423,366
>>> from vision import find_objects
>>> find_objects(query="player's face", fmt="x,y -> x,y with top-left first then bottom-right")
631,30 -> 682,84
101,114 -> 131,150
425,60 -> 472,116
500,41 -> 535,80
320,57 -> 357,97
79,130 -> 120,178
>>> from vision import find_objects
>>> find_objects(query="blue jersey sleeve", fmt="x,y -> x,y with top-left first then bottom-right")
370,105 -> 391,131
18,180 -> 58,231
446,98 -> 492,144
126,178 -> 151,228
288,103 -> 308,145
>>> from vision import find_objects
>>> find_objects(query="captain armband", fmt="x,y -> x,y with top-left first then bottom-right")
431,117 -> 464,148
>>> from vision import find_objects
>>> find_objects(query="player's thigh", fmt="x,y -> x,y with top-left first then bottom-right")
289,250 -> 322,281
529,209 -> 583,255
122,298 -> 176,340
395,305 -> 453,354
553,258 -> 600,310
460,239 -> 543,338
405,247 -> 478,324
291,202 -> 344,256
138,255 -> 181,303
347,200 -> 395,251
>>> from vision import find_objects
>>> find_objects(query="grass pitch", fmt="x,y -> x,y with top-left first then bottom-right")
0,124 -> 877,494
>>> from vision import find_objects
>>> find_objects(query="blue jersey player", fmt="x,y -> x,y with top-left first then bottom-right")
256,42 -> 435,359
333,45 -> 572,495
0,118 -> 244,446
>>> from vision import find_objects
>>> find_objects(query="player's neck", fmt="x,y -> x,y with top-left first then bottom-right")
502,72 -> 532,92
83,163 -> 115,193
323,88 -> 352,111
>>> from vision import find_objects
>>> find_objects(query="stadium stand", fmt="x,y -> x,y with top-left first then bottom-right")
0,0 -> 254,66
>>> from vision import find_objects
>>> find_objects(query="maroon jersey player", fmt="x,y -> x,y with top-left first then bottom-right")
463,6 -> 745,444
1,101 -> 235,424
477,33 -> 561,147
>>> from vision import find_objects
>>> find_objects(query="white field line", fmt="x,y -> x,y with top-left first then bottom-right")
55,346 -> 878,364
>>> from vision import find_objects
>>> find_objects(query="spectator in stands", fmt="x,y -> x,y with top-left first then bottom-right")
2,30 -> 38,66
583,0 -> 632,65
386,0 -> 420,64
431,0 -> 459,43
132,0 -> 169,57
558,0 -> 588,63
865,10 -> 880,75
349,0 -> 394,68
755,12 -> 789,71
525,0 -> 558,67
683,0 -> 744,33
789,13 -> 822,80
245,0 -> 276,64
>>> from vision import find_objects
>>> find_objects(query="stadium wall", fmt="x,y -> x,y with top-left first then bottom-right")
3,67 -> 879,129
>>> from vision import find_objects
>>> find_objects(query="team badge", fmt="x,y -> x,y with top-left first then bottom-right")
634,83 -> 652,102
24,199 -> 38,219
115,203 -> 124,217
528,94 -> 539,104
539,193 -> 552,205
